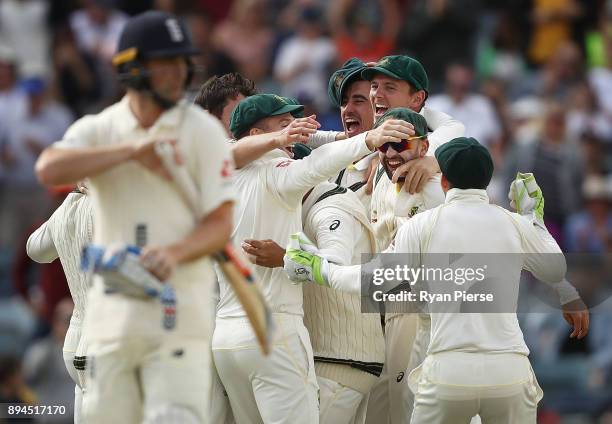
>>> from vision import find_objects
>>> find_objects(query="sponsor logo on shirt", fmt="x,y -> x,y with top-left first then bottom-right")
276,160 -> 292,168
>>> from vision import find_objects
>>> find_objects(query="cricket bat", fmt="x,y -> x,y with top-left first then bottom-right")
155,140 -> 273,355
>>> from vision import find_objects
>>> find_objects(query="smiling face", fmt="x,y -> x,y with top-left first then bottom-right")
340,80 -> 374,138
380,136 -> 429,182
249,112 -> 296,156
370,74 -> 426,118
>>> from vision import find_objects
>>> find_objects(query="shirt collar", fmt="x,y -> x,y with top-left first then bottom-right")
445,188 -> 489,204
116,96 -> 187,133
351,152 -> 378,171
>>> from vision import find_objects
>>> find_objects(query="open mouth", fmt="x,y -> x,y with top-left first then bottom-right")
375,104 -> 389,117
344,118 -> 361,135
385,158 -> 404,172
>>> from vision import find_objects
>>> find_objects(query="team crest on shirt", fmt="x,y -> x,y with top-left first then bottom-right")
408,206 -> 420,217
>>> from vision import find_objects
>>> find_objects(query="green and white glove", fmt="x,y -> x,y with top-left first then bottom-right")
283,232 -> 329,286
508,172 -> 545,228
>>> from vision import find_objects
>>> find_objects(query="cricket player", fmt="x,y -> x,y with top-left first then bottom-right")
26,183 -> 92,423
284,138 -> 589,423
212,93 -> 411,424
35,11 -> 234,424
243,179 -> 385,424
327,57 -> 464,214
194,72 -> 257,133
395,137 -> 588,423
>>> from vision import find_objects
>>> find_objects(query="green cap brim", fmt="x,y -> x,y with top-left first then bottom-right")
271,104 -> 304,117
338,68 -> 366,103
361,66 -> 403,82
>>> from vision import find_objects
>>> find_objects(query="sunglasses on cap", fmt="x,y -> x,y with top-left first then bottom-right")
378,134 -> 427,153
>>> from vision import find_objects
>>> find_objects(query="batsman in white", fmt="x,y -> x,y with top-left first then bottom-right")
35,11 -> 234,424
213,93 -> 411,424
26,183 -> 92,423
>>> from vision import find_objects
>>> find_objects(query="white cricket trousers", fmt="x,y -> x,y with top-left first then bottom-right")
82,336 -> 211,424
212,314 -> 319,424
62,318 -> 87,424
381,313 -> 429,424
318,376 -> 368,424
409,352 -> 543,424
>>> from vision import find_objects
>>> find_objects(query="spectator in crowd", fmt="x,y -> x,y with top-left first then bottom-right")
396,0 -> 480,91
69,0 -> 128,64
4,78 -> 73,188
52,27 -> 102,117
564,175 -> 612,253
0,78 -> 72,249
503,102 -> 584,244
274,5 -> 336,111
477,9 -> 528,89
0,45 -> 27,201
527,0 -> 583,66
508,96 -> 546,145
328,0 -> 399,64
187,12 -> 238,94
69,0 -> 127,101
516,41 -> 585,100
212,0 -> 273,83
0,0 -> 51,78
588,10 -> 612,119
428,62 -> 502,147
566,81 -> 612,141
22,299 -> 75,423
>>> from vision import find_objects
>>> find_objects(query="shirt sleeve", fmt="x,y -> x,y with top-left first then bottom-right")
308,130 -> 340,149
310,206 -> 358,266
52,115 -> 99,149
262,132 -> 372,208
513,213 -> 568,284
420,107 -> 465,156
26,219 -> 58,263
193,117 -> 236,217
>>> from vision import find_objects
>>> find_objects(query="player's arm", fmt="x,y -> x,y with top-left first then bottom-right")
266,119 -> 414,206
36,116 -> 178,186
26,220 -> 58,263
231,116 -> 320,169
421,107 -> 465,155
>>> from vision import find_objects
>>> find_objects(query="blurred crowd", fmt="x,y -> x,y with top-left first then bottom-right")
0,0 -> 610,422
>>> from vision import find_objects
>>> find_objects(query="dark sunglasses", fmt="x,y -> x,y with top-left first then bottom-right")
378,134 -> 427,153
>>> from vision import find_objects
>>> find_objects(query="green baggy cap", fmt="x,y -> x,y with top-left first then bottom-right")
361,55 -> 429,94
374,107 -> 428,137
328,57 -> 368,109
230,94 -> 304,138
435,137 -> 494,189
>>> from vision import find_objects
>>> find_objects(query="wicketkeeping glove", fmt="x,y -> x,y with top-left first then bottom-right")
508,172 -> 545,229
283,232 -> 330,286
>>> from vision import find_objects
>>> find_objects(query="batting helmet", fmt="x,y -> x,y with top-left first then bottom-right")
112,11 -> 199,107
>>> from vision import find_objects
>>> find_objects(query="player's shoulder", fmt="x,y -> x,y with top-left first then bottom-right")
63,112 -> 101,141
184,103 -> 226,132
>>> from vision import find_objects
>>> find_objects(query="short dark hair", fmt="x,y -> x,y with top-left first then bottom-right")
194,73 -> 257,119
